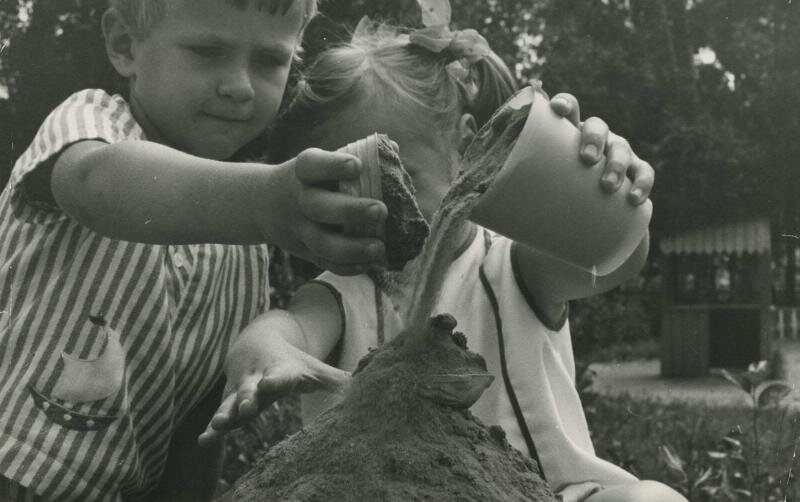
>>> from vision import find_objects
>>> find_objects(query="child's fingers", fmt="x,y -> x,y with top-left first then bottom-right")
197,427 -> 224,448
549,92 -> 581,126
255,367 -> 297,402
298,223 -> 386,269
578,117 -> 609,165
234,374 -> 263,420
294,148 -> 362,183
257,365 -> 333,397
207,374 -> 260,435
298,187 -> 387,228
197,392 -> 238,447
208,392 -> 240,431
600,139 -> 632,193
626,156 -> 654,205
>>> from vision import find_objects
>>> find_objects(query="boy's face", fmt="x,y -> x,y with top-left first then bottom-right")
303,98 -> 461,222
124,0 -> 304,160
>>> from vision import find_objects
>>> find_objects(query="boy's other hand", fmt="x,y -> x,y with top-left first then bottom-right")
548,92 -> 654,206
197,342 -> 350,448
260,148 -> 388,275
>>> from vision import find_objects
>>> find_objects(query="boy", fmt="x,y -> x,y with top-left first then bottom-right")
0,1 -> 387,500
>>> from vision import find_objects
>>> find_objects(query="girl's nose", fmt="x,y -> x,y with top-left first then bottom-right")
218,68 -> 256,102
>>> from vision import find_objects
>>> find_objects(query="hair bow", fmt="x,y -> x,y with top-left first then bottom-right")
408,0 -> 491,81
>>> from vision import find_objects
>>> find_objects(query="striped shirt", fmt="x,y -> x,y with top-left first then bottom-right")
0,89 -> 270,501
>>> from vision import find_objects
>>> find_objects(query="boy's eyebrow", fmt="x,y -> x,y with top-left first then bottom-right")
178,34 -> 295,60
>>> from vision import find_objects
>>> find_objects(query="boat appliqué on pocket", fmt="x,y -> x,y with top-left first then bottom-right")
29,316 -> 127,430
49,324 -> 125,402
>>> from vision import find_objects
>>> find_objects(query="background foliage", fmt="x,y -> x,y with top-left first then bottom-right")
584,392 -> 800,501
0,0 -> 797,346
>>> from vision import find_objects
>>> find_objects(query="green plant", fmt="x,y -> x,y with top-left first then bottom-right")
658,360 -> 795,501
570,284 -> 658,361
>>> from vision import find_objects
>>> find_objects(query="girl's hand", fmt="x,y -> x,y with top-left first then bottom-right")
548,92 -> 653,206
197,314 -> 351,448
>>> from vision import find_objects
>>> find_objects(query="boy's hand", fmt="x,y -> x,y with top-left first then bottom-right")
198,338 -> 350,448
261,149 -> 388,275
548,92 -> 654,206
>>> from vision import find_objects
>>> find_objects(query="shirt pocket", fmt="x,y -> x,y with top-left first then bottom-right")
28,325 -> 127,431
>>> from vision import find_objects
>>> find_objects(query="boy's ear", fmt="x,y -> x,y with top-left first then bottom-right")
457,113 -> 478,155
102,8 -> 137,78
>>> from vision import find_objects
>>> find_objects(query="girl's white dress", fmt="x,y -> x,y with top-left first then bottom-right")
305,228 -> 637,498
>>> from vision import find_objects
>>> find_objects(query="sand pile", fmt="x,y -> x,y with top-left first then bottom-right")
220,315 -> 555,502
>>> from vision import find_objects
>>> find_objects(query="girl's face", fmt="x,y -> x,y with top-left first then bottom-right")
306,97 -> 463,221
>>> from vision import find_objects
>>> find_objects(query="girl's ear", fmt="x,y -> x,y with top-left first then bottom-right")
457,113 -> 478,155
102,9 -> 137,78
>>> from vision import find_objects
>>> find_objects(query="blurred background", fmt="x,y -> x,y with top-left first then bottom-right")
1,1 -> 798,339
1,1 -> 799,499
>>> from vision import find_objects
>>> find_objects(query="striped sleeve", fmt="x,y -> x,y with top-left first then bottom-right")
9,89 -> 140,202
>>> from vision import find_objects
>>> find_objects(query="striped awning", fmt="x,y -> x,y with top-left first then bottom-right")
660,218 -> 771,255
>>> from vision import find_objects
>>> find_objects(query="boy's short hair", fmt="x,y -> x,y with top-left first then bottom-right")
109,0 -> 318,39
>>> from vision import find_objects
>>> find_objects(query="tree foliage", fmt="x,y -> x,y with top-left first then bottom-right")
0,0 -> 796,243
0,0 -> 116,186
534,0 -> 796,236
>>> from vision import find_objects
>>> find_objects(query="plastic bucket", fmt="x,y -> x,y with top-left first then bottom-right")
470,86 -> 652,275
337,133 -> 385,238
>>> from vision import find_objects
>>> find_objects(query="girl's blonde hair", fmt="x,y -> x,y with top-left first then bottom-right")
109,0 -> 318,39
271,25 -> 518,161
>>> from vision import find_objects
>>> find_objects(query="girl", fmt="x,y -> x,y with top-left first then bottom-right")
203,22 -> 685,502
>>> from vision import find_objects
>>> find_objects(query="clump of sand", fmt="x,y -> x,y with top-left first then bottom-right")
220,315 -> 555,502
375,135 -> 429,271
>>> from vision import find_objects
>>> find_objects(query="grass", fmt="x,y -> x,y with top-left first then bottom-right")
583,336 -> 660,363
219,340 -> 800,501
583,391 -> 800,501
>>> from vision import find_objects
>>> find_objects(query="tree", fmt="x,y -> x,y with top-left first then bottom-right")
0,0 -> 116,185
534,0 -> 795,238
0,0 -> 27,186
1,0 -> 796,297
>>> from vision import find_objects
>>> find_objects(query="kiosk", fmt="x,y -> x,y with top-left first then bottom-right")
659,219 -> 773,377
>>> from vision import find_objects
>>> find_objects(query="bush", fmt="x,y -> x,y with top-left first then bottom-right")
570,280 -> 660,362
583,379 -> 799,501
